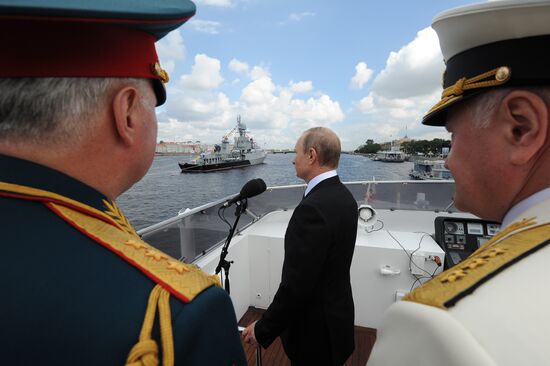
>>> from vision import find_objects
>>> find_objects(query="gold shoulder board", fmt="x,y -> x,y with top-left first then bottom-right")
404,220 -> 550,309
0,181 -> 220,302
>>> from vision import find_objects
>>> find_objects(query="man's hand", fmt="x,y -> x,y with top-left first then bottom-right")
242,321 -> 258,346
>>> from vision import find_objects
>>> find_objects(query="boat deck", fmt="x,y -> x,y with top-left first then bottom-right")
238,307 -> 376,366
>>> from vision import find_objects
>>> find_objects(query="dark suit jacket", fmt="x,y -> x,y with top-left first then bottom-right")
255,175 -> 358,365
0,155 -> 246,366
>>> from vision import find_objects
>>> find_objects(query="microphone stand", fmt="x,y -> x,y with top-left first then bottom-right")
216,198 -> 247,294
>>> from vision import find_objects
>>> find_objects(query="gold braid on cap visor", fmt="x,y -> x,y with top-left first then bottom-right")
152,62 -> 170,83
426,66 -> 511,116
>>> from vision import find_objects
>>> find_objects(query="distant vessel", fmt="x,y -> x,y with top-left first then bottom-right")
372,150 -> 407,163
410,160 -> 453,180
178,116 -> 266,173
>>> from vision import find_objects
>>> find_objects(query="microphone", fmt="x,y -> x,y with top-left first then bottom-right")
223,178 -> 267,207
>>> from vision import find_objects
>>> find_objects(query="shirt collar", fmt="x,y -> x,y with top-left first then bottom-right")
501,187 -> 550,228
304,170 -> 337,196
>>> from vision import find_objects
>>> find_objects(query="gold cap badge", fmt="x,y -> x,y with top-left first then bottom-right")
151,62 -> 170,83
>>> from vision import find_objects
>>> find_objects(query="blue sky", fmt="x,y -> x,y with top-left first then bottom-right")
155,0 -> 479,150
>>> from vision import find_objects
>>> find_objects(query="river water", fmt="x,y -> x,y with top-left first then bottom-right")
117,153 -> 414,230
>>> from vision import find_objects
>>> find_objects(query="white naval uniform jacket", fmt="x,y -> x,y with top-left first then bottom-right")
367,196 -> 550,366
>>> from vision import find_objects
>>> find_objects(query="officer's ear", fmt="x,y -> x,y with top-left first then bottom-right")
112,84 -> 141,146
308,147 -> 318,165
499,90 -> 549,165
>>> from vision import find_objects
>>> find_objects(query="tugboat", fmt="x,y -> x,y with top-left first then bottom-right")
178,116 -> 266,173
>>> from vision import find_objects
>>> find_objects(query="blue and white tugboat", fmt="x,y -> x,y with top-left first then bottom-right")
178,116 -> 266,173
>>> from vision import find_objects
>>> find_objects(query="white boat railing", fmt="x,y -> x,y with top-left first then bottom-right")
137,180 -> 456,264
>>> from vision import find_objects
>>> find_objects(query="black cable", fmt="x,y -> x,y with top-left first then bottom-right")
409,264 -> 442,291
218,206 -> 232,231
409,276 -> 422,292
365,219 -> 384,233
386,230 -> 414,271
410,234 -> 433,277
387,230 -> 437,278
400,231 -> 444,293
409,254 -> 443,292
431,262 -> 440,277
409,275 -> 432,292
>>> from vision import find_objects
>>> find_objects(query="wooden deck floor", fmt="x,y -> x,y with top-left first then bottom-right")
238,307 -> 377,366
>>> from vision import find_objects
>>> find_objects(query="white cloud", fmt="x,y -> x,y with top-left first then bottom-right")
162,57 -> 343,148
189,19 -> 223,34
193,0 -> 234,7
240,74 -> 343,132
156,30 -> 186,74
180,54 -> 224,91
288,95 -> 344,126
241,77 -> 277,105
228,59 -> 250,74
289,12 -> 315,22
350,62 -> 373,89
160,87 -> 237,137
342,27 -> 447,149
357,90 -> 440,121
280,12 -> 316,25
415,129 -> 451,141
157,119 -> 204,143
343,88 -> 442,149
371,27 -> 444,99
357,94 -> 374,112
250,66 -> 271,80
289,80 -> 313,93
168,92 -> 233,122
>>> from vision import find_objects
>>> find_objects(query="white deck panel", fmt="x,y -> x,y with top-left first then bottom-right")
194,208 -> 469,327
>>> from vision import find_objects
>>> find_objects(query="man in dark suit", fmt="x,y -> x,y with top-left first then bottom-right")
243,127 -> 359,365
0,1 -> 245,365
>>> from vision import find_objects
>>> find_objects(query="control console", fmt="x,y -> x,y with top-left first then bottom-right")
434,217 -> 501,269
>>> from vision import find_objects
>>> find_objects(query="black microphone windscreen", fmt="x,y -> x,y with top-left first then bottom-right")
240,178 -> 267,199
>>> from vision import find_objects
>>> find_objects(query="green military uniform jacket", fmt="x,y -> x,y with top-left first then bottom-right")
0,154 -> 246,365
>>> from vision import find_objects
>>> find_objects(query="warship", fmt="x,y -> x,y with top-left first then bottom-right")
178,116 -> 266,173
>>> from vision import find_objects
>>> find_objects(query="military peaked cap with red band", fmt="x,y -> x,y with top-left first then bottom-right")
0,0 -> 196,106
423,0 -> 550,126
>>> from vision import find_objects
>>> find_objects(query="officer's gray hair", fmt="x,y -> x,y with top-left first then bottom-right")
469,87 -> 550,128
301,126 -> 341,168
0,77 -> 149,145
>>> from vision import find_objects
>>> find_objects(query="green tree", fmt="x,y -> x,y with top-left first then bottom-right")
401,141 -> 414,154
357,138 -> 451,155
355,139 -> 381,154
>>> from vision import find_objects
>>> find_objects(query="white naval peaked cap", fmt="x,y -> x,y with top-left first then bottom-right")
423,0 -> 550,126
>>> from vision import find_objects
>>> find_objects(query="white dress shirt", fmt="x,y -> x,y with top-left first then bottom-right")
501,187 -> 550,228
304,170 -> 337,197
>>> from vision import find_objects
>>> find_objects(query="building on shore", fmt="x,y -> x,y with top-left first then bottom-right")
379,136 -> 411,151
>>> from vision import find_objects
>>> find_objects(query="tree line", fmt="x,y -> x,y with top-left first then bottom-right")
355,138 -> 451,155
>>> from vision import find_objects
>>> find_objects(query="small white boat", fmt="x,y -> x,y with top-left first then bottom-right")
410,160 -> 453,180
373,150 -> 407,162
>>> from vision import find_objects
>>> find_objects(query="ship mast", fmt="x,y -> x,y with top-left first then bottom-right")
236,115 -> 247,158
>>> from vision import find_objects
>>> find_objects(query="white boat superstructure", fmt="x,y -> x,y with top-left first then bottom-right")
138,181 -> 495,331
410,160 -> 453,180
373,150 -> 407,162
179,116 -> 266,172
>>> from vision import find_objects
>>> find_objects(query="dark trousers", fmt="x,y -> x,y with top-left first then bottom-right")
289,347 -> 337,366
